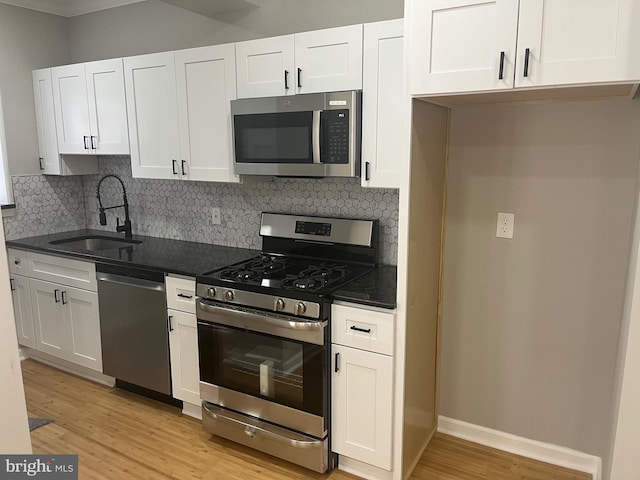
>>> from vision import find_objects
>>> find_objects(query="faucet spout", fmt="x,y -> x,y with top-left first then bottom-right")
96,174 -> 133,239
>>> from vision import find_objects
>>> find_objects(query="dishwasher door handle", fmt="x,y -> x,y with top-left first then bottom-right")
97,272 -> 165,292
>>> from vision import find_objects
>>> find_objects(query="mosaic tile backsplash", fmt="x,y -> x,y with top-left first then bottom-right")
3,156 -> 399,265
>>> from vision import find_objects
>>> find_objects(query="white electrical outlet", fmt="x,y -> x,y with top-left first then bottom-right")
211,207 -> 221,225
496,212 -> 515,239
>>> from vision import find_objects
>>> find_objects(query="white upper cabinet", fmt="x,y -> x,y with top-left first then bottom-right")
406,0 -> 519,95
361,19 -> 409,189
52,59 -> 129,155
125,47 -> 240,182
175,45 -> 240,183
33,69 -> 62,175
235,35 -> 295,98
406,0 -> 640,96
236,25 -> 363,98
294,25 -> 363,94
125,52 -> 181,180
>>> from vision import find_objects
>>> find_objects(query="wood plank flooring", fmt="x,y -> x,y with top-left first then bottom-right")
22,359 -> 591,480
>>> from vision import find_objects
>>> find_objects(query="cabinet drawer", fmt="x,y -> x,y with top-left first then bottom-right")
332,303 -> 395,356
7,248 -> 29,276
166,275 -> 196,314
27,251 -> 97,291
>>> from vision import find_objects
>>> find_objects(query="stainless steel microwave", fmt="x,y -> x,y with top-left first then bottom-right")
230,90 -> 361,177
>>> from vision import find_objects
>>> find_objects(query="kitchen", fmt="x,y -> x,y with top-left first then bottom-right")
1,1 -> 640,480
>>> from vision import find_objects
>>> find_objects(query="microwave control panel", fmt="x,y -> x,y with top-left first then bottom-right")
322,109 -> 349,164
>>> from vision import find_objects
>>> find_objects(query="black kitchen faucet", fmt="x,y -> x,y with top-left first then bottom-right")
96,174 -> 132,239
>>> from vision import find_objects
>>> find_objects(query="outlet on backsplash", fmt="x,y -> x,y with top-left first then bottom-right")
212,207 -> 221,225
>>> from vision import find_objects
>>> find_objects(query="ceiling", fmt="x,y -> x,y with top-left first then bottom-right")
0,0 -> 258,18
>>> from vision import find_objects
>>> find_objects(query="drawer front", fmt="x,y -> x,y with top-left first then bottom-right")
166,275 -> 196,314
27,251 -> 97,291
7,248 -> 29,276
332,303 -> 395,355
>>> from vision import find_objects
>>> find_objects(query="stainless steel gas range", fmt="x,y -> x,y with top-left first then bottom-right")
195,213 -> 378,472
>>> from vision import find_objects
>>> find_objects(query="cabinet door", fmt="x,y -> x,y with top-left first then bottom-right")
124,52 -> 180,180
406,0 -> 519,95
515,0 -> 640,87
175,45 -> 240,183
52,64 -> 92,154
332,344 -> 393,470
168,309 -> 200,405
11,275 -> 36,349
362,19 -> 409,189
85,58 -> 130,155
30,278 -> 67,360
32,69 -> 61,175
63,286 -> 102,372
294,25 -> 363,94
235,35 -> 295,98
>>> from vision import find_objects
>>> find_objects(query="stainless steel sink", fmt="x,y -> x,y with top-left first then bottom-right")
50,235 -> 142,251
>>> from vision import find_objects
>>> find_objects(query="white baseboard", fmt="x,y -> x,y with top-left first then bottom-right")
182,402 -> 202,420
23,348 -> 115,387
438,416 -> 601,480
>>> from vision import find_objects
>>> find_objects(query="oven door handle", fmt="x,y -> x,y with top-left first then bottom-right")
196,299 -> 326,345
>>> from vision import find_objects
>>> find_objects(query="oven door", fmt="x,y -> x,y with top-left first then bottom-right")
196,300 -> 328,438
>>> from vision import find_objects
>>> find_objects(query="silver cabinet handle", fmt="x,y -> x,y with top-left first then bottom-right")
83,136 -> 89,149
61,290 -> 67,305
168,315 -> 173,332
10,278 -> 15,291
91,136 -> 97,150
54,289 -> 60,303
38,157 -> 44,170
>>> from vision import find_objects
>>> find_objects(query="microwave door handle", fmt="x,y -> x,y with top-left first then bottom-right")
312,110 -> 321,164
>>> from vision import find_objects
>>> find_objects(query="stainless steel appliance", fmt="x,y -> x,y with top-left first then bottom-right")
97,263 -> 171,396
230,91 -> 362,177
196,213 -> 378,472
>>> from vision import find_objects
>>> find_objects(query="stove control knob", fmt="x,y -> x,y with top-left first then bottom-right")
224,290 -> 235,302
295,302 -> 306,316
207,287 -> 216,298
274,298 -> 285,311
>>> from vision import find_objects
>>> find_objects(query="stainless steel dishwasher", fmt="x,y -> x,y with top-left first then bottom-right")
97,263 -> 171,396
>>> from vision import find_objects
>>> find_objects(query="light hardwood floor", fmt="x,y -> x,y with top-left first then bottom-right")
22,359 -> 591,480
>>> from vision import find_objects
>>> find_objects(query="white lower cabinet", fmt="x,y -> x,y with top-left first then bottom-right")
30,278 -> 102,372
332,302 -> 396,473
332,344 -> 393,470
168,309 -> 200,406
10,274 -> 36,349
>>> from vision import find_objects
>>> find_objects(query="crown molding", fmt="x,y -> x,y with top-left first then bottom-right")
0,0 -> 146,17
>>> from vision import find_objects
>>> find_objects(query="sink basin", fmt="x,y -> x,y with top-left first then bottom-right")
50,235 -> 142,251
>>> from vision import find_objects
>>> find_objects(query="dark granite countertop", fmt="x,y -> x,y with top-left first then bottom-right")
331,265 -> 397,309
6,229 -> 260,277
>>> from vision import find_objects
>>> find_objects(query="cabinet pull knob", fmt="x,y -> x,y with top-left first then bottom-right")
14,259 -> 20,265
350,325 -> 371,334
284,70 -> 289,90
177,293 -> 193,299
297,68 -> 302,88
181,160 -> 187,176
54,289 -> 60,303
38,157 -> 44,170
172,159 -> 178,175
498,51 -> 505,80
91,136 -> 97,150
83,136 -> 89,149
61,290 -> 67,305
365,161 -> 371,181
334,352 -> 340,373
10,278 -> 15,291
523,48 -> 531,77
168,315 -> 174,332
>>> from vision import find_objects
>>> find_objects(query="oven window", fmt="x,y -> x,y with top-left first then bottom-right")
198,322 -> 325,416
234,111 -> 313,164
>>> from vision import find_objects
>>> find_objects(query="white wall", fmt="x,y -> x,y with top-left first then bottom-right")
0,226 -> 31,453
0,3 -> 70,176
68,0 -> 403,62
440,98 -> 640,461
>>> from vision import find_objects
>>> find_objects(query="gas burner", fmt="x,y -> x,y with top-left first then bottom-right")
294,278 -> 320,290
236,270 -> 258,281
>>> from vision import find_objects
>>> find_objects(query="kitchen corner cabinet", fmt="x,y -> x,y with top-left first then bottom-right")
125,46 -> 239,183
406,0 -> 640,96
331,303 -> 395,471
361,19 -> 409,189
51,59 -> 129,155
32,69 -> 98,176
166,276 -> 201,411
8,249 -> 102,372
235,24 -> 363,99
